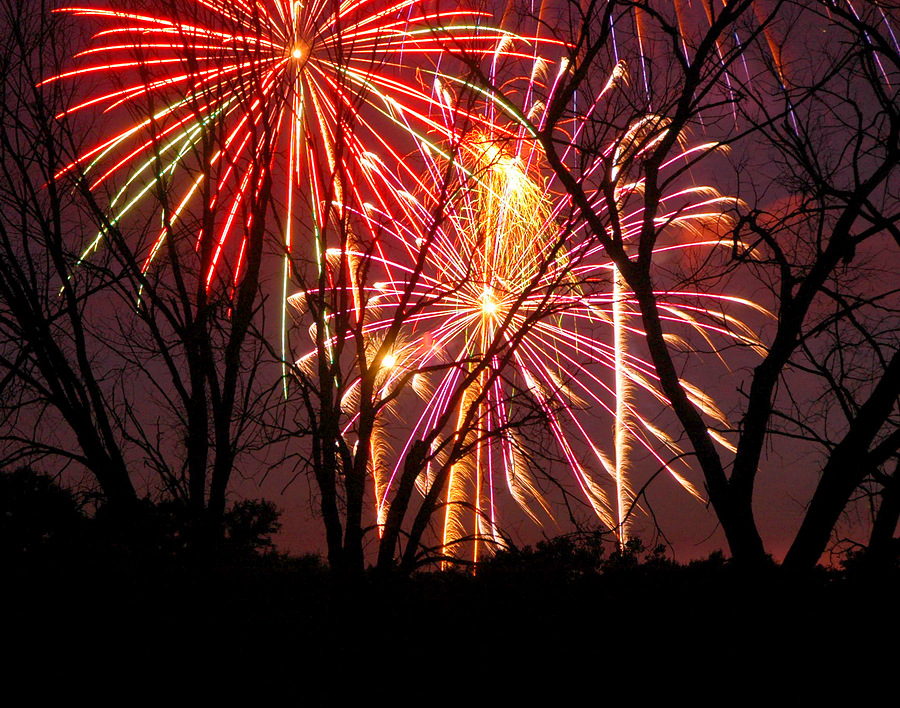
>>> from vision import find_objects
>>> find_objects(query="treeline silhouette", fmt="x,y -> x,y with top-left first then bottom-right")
1,467 -> 282,561
4,466 -> 899,684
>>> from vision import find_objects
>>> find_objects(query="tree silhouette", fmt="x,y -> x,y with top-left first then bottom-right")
0,466 -> 86,556
0,0 -> 137,509
520,0 -> 900,566
0,0 -> 284,543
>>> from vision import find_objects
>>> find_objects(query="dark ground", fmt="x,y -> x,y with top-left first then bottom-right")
2,471 -> 895,696
4,539 -> 897,695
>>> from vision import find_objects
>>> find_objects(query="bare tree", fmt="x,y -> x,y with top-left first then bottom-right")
507,0 -> 900,566
755,0 -> 900,568
287,160 -> 610,574
0,0 -> 286,542
283,7 -> 762,573
0,0 -> 137,509
73,0 -> 291,540
285,128 -> 581,575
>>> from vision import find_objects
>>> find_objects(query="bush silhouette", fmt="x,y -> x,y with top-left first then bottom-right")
0,467 -> 85,556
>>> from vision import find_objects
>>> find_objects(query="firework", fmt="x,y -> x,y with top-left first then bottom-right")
292,42 -> 768,563
44,0 -> 524,375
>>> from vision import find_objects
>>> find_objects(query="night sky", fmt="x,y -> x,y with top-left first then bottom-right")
1,0 -> 897,573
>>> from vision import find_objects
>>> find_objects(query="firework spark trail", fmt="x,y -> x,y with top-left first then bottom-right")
624,1 -> 898,132
613,263 -> 632,543
46,0 -> 533,386
292,37 -> 770,563
614,0 -> 796,128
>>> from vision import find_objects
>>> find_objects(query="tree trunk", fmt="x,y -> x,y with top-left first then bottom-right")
868,462 -> 900,563
785,351 -> 900,569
